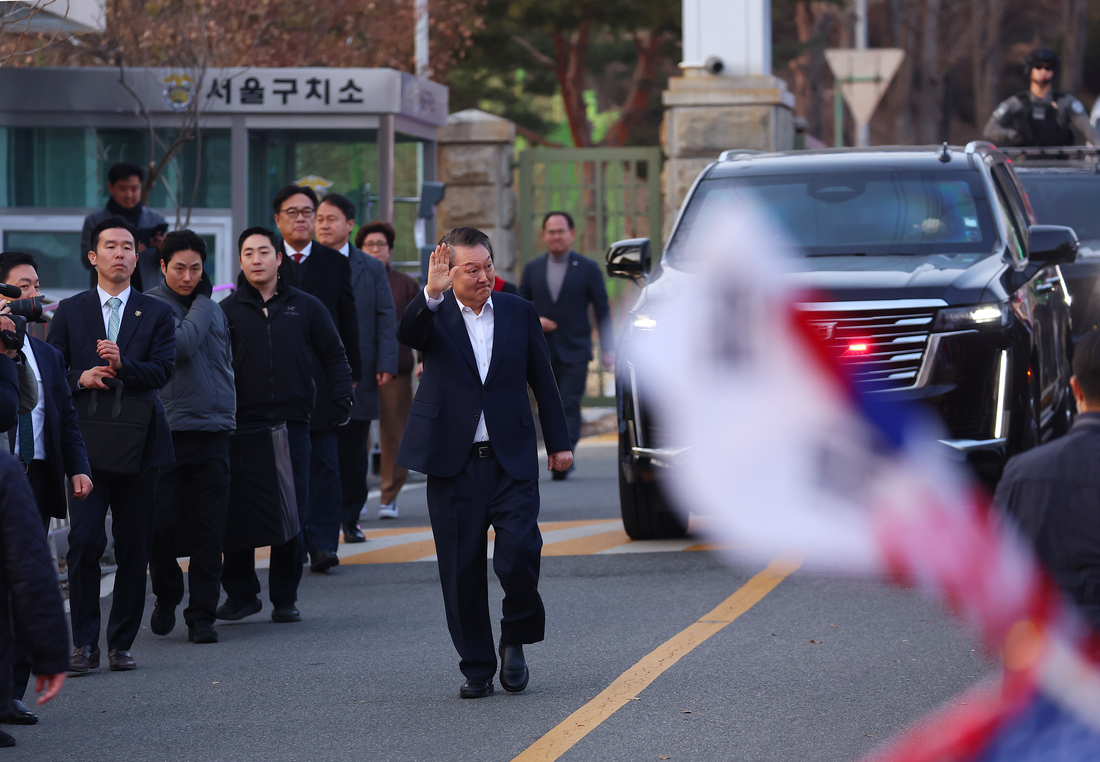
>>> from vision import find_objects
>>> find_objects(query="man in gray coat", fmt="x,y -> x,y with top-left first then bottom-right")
316,193 -> 398,543
145,230 -> 236,644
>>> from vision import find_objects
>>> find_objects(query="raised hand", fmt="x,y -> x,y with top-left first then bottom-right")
426,242 -> 454,300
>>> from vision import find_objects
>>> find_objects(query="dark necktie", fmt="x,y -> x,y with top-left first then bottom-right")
18,410 -> 33,464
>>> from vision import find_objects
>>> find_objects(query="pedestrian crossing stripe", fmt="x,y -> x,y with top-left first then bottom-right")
331,519 -> 723,565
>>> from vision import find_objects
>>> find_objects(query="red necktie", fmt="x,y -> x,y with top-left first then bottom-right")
292,253 -> 304,264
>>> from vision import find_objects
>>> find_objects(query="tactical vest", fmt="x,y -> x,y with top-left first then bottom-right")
1019,91 -> 1073,147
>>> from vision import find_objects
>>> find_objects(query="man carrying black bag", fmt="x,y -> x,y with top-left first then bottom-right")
145,230 -> 235,645
218,227 -> 353,624
47,216 -> 176,674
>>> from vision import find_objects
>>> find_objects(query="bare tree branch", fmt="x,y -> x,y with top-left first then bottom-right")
510,34 -> 556,68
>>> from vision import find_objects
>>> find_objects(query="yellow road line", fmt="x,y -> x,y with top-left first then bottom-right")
511,555 -> 802,762
341,539 -> 439,565
542,529 -> 633,557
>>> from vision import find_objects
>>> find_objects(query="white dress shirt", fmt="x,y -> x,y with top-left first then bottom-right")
13,339 -> 46,461
287,241 -> 313,263
96,284 -> 132,337
424,287 -> 494,443
338,242 -> 350,257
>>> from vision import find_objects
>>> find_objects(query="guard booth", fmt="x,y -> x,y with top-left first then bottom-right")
0,67 -> 448,297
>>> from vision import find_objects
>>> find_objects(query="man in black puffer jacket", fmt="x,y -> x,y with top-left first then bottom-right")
995,329 -> 1100,629
0,453 -> 68,747
216,227 -> 353,625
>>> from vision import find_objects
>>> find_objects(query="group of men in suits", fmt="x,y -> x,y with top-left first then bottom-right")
1,172 -> 615,701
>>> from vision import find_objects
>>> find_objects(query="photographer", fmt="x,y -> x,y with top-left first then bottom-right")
1,253 -> 91,723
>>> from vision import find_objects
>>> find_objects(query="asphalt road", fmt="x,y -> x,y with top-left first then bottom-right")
7,437 -> 993,761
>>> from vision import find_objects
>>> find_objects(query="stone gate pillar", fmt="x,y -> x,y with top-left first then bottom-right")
437,109 -> 518,274
663,0 -> 795,237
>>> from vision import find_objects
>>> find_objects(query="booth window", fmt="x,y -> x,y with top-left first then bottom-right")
249,129 -> 426,263
1,127 -> 231,209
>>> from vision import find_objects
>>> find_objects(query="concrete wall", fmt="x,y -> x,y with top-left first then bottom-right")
661,72 -> 795,239
437,109 -> 518,273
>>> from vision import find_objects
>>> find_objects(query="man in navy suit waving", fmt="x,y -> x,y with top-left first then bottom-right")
397,227 -> 572,699
48,216 -> 176,675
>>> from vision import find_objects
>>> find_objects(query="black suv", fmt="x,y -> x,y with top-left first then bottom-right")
607,142 -> 1078,540
1006,147 -> 1100,342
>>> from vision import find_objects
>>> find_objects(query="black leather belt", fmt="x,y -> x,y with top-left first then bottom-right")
472,442 -> 493,459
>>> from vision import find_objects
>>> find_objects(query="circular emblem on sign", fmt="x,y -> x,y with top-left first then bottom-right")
162,73 -> 195,112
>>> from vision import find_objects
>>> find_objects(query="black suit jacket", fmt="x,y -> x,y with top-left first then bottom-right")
279,241 -> 361,431
5,337 -> 91,519
519,250 -> 613,365
46,288 -> 176,470
395,289 -> 570,480
0,355 -> 16,432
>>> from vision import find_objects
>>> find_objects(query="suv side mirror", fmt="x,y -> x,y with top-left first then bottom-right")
1028,224 -> 1078,265
606,238 -> 651,280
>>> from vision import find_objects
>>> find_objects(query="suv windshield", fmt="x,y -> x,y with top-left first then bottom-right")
1016,173 -> 1100,244
667,169 -> 999,263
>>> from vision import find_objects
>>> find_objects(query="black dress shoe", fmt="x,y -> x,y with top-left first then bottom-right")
150,599 -> 176,636
108,649 -> 137,671
343,523 -> 367,543
271,605 -> 301,623
309,548 -> 340,572
215,596 -> 262,621
9,699 -> 38,725
0,730 -> 14,747
68,645 -> 100,675
459,677 -> 495,699
499,643 -> 529,692
188,622 -> 219,644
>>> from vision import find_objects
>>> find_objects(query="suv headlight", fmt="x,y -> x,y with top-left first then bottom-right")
932,303 -> 1010,332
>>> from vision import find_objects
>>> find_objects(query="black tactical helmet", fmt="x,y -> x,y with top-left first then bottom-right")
1025,47 -> 1060,77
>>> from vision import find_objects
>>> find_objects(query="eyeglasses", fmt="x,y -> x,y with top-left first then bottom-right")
279,207 -> 315,219
362,241 -> 390,250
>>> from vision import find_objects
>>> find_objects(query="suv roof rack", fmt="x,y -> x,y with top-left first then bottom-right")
999,146 -> 1100,160
718,149 -> 763,162
965,140 -> 996,155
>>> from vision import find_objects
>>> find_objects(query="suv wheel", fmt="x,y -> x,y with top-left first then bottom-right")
618,432 -> 688,540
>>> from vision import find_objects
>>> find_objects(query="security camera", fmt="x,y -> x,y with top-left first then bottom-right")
705,56 -> 724,75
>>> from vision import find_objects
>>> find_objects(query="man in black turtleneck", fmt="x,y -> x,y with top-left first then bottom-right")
80,163 -> 168,290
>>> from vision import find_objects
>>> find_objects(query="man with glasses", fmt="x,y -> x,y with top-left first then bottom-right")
984,47 -> 1100,147
272,185 -> 359,574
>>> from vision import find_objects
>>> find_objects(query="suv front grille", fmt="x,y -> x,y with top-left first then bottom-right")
799,306 -> 938,391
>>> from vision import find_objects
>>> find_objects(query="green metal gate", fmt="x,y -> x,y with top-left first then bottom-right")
517,147 -> 663,267
517,146 -> 663,407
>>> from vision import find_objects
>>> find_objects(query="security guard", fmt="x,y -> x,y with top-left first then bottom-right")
983,47 -> 1099,147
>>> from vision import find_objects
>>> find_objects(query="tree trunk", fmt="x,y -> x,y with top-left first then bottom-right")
918,0 -> 943,143
789,1 -> 837,141
1060,0 -> 1088,96
551,21 -> 593,148
971,0 -> 1004,131
599,32 -> 665,147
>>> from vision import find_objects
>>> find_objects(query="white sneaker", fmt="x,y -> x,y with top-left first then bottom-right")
378,503 -> 399,520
